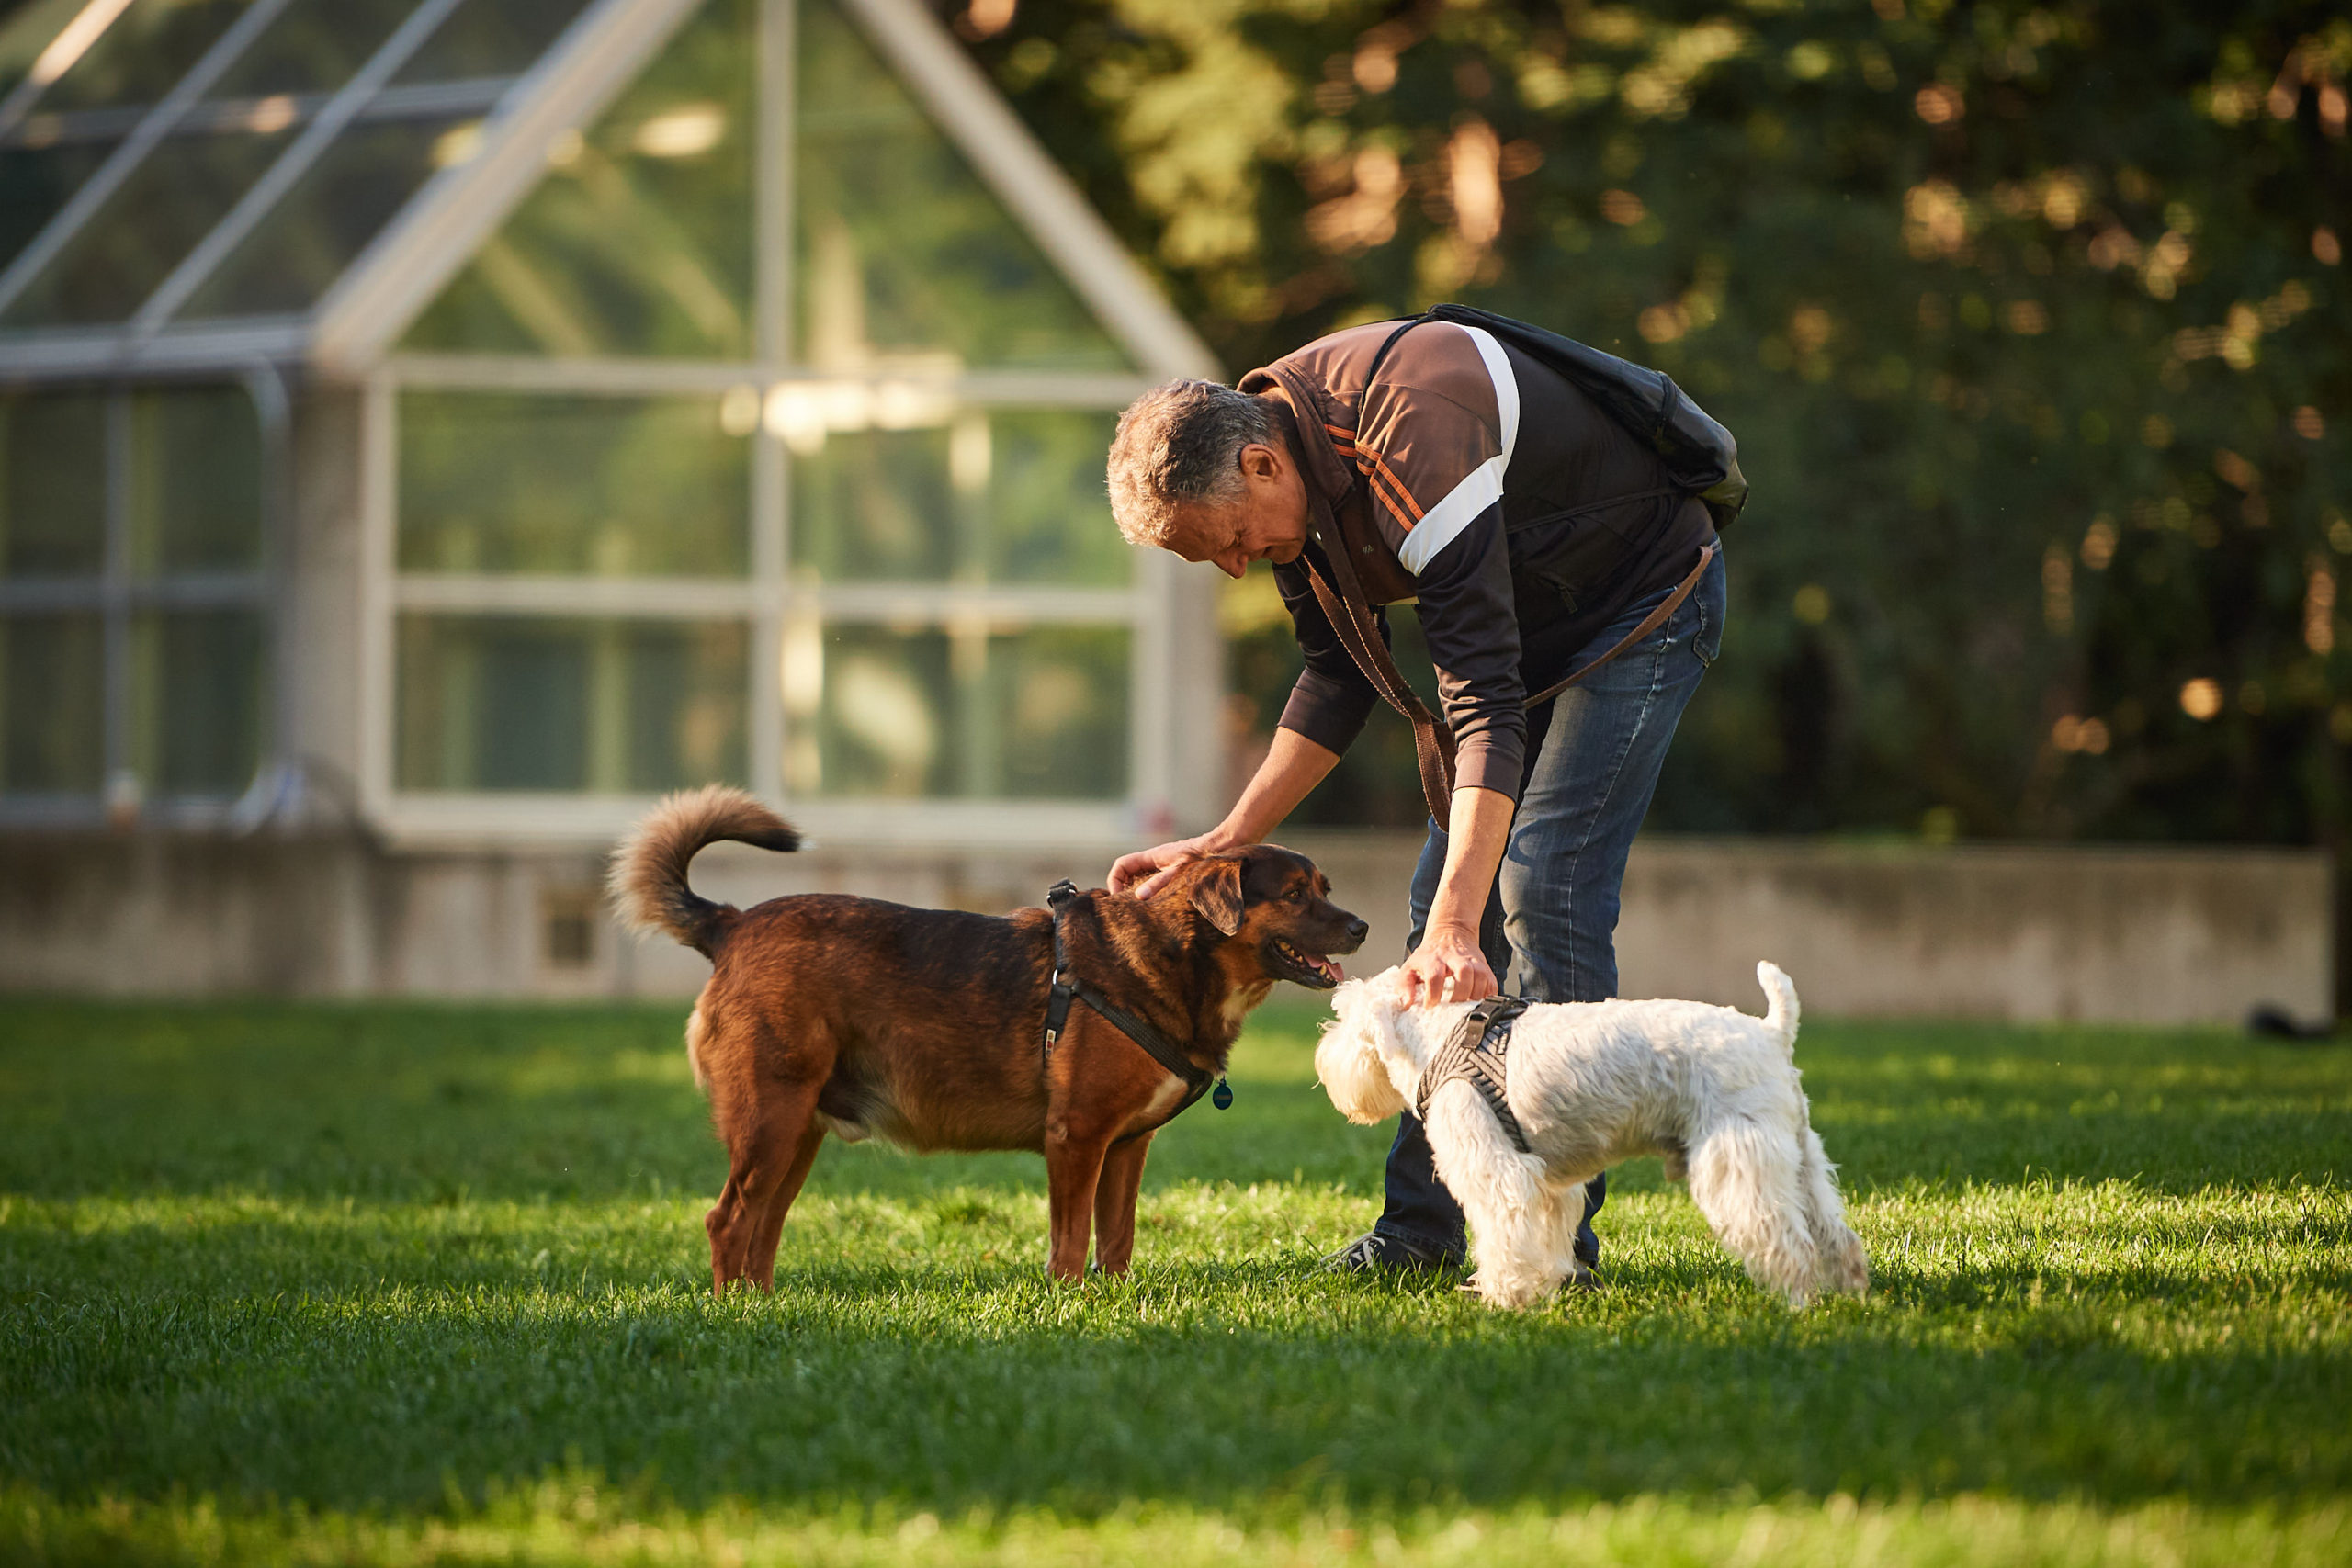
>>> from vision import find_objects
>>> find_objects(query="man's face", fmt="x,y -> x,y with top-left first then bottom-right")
1163,441 -> 1310,579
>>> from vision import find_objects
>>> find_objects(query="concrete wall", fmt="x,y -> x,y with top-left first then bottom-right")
0,829 -> 2325,1024
1285,834 -> 2329,1025
1614,839 -> 2327,1024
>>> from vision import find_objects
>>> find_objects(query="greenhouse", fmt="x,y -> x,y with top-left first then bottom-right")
0,0 -> 1222,898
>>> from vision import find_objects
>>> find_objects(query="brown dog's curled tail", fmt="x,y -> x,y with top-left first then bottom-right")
608,785 -> 800,957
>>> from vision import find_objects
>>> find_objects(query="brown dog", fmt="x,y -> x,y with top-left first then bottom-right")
610,785 -> 1367,1292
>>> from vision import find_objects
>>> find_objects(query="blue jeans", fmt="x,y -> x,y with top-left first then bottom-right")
1374,548 -> 1725,1266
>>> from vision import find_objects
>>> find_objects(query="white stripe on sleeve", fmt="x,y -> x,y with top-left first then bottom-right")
1396,324 -> 1520,575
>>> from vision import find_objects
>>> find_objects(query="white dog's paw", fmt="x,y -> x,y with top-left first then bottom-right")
1824,1231 -> 1871,1295
1469,1269 -> 1564,1311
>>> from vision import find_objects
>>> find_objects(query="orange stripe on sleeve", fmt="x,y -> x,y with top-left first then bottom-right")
1357,458 -> 1423,531
1327,423 -> 1428,531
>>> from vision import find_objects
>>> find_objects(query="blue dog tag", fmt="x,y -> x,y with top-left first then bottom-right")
1212,1077 -> 1233,1111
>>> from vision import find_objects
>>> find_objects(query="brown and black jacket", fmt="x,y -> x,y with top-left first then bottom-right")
1242,320 -> 1717,801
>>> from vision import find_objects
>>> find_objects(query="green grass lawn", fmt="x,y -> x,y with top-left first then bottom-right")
1,993 -> 2347,1566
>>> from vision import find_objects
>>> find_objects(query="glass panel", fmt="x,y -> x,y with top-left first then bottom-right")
393,0 -> 593,84
987,625 -> 1127,797
130,607 -> 263,794
0,125 -> 293,326
205,0 -> 417,100
129,383 -> 261,574
0,0 -> 87,105
396,615 -> 747,792
37,0 -> 247,113
0,390 -> 105,578
794,0 -> 1129,373
988,410 -> 1125,586
400,0 -> 751,357
0,137 -> 119,272
398,391 -> 748,576
787,409 -> 1128,587
789,423 -> 954,583
790,622 -> 1127,799
181,114 -> 470,319
0,611 -> 104,792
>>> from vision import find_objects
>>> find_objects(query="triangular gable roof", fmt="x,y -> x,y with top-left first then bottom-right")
0,0 -> 1216,383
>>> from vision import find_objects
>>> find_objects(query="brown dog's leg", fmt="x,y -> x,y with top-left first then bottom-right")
1091,1132 -> 1154,1276
1043,1128 -> 1112,1280
707,1081 -> 822,1293
742,1119 -> 828,1290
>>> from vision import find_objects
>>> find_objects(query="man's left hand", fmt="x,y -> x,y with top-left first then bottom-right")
1395,922 -> 1497,1009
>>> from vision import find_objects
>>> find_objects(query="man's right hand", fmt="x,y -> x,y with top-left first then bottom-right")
1108,837 -> 1209,900
1106,729 -> 1342,901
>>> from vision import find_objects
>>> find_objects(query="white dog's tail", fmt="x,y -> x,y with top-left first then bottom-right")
1757,961 -> 1800,1056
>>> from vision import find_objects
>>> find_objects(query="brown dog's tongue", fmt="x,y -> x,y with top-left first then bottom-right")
1319,956 -> 1345,983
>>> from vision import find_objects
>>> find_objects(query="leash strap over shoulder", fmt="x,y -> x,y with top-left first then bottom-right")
1042,880 -> 1223,1128
1296,309 -> 1724,824
1417,996 -> 1534,1153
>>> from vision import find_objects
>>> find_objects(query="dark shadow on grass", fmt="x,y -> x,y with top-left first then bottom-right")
5,1000 -> 2345,1201
3,1213 -> 2348,1520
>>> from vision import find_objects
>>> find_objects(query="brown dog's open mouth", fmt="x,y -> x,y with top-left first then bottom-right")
1269,936 -> 1345,989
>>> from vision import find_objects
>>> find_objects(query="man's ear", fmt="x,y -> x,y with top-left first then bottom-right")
1189,858 -> 1245,936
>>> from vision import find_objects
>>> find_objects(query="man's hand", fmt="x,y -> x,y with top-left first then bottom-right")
1107,730 -> 1344,902
1396,784 -> 1514,1009
1108,836 -> 1209,900
1395,921 -> 1498,1009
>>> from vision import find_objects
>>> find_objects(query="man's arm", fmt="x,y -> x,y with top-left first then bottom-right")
1269,553 -> 1384,759
1392,784 -> 1514,1006
1108,728 -> 1340,897
1112,547 -> 1375,897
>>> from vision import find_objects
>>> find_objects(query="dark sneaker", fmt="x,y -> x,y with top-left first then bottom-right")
1319,1230 -> 1464,1274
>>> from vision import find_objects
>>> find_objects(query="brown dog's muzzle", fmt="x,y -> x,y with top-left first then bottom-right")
1246,847 -> 1367,991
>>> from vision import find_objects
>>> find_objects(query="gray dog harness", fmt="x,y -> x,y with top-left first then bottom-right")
1416,996 -> 1534,1153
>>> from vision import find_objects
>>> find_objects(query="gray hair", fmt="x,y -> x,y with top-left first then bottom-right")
1105,378 -> 1274,548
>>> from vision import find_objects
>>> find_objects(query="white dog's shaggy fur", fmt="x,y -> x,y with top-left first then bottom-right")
1316,963 -> 1869,1310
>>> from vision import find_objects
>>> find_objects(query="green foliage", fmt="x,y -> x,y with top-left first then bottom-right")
1,997 -> 2348,1564
971,0 -> 2351,841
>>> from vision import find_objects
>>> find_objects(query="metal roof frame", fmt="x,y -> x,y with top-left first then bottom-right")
0,0 -> 1217,385
310,0 -> 705,377
0,0 -> 301,320
827,0 -> 1214,379
129,0 -> 474,333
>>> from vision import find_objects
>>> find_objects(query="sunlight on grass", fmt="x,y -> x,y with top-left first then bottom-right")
6,1483 -> 2349,1567
2,996 -> 2346,1566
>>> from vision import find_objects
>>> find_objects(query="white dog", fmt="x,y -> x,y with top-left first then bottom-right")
1316,962 -> 1868,1310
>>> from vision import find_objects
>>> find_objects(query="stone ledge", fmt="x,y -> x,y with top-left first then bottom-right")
0,830 -> 2328,1023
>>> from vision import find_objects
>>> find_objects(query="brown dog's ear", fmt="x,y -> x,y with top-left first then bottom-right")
1189,858 -> 1245,936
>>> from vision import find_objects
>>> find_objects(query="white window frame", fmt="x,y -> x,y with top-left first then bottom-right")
360,362 -> 1174,848
353,0 -> 1215,849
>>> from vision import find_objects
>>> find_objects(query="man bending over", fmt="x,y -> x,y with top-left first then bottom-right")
1104,314 -> 1728,1279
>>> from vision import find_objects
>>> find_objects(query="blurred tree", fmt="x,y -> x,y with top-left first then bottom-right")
959,0 -> 2349,855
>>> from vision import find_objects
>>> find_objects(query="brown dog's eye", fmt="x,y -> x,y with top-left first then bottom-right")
1286,886 -> 1305,903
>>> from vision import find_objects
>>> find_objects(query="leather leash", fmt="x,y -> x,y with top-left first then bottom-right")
1041,880 -> 1230,1133
1305,538 -> 1718,823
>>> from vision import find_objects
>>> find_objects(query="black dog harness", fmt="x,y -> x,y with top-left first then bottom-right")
1041,880 -> 1230,1127
1416,996 -> 1534,1153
